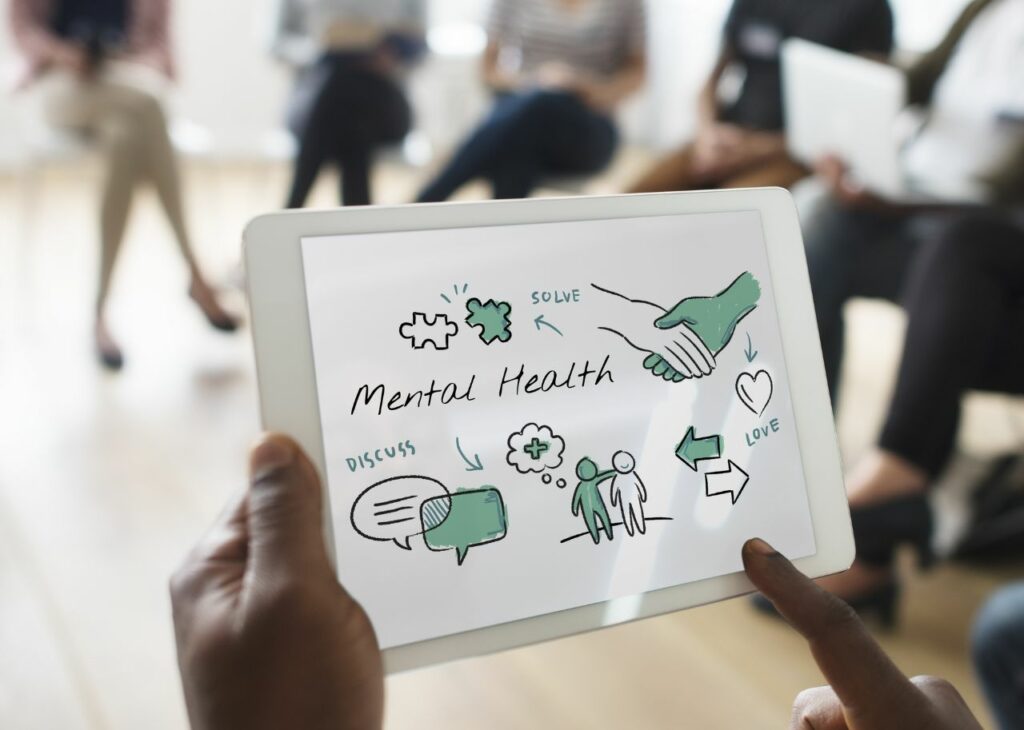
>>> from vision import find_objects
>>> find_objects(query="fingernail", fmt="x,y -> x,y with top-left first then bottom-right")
746,538 -> 777,556
251,435 -> 295,482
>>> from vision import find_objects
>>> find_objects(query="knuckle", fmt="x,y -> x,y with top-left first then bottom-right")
168,561 -> 197,603
820,595 -> 861,632
792,689 -> 817,710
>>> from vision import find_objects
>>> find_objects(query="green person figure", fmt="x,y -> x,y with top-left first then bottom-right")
571,457 -> 617,544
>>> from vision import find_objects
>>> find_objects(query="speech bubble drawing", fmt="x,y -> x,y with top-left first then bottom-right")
350,476 -> 449,550
421,488 -> 507,565
507,423 -> 565,474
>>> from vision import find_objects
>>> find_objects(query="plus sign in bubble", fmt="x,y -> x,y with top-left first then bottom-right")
506,423 -> 565,475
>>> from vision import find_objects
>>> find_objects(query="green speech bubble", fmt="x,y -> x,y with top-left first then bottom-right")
421,488 -> 507,565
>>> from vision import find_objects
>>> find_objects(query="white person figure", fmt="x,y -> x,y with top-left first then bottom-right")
609,451 -> 647,536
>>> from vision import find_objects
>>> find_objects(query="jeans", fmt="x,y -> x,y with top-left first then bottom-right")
973,583 -> 1024,729
804,203 -> 1024,476
417,89 -> 618,202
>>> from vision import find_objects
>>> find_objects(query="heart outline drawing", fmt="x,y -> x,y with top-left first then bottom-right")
736,370 -> 773,416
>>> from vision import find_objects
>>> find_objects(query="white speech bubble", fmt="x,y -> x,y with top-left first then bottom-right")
350,475 -> 449,550
507,423 -> 566,474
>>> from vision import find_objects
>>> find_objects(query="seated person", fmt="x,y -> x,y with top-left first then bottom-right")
796,0 -> 1024,617
10,0 -> 238,370
416,0 -> 646,202
630,0 -> 894,193
171,434 -> 982,729
973,582 -> 1024,729
271,0 -> 425,208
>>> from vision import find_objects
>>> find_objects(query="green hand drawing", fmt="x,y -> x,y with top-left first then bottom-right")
593,273 -> 761,383
644,272 -> 761,382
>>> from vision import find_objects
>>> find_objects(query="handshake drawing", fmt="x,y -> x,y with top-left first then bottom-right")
593,272 -> 761,382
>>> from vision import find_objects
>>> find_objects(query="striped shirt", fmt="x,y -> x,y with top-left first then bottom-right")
487,0 -> 646,78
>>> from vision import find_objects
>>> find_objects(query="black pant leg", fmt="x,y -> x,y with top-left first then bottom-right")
802,199 -> 925,400
879,215 -> 1024,475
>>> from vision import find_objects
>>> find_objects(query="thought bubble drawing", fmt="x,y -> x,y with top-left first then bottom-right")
350,476 -> 449,550
421,488 -> 507,565
506,423 -> 565,474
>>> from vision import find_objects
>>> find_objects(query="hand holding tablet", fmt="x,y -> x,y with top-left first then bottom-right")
170,435 -> 979,729
244,189 -> 852,671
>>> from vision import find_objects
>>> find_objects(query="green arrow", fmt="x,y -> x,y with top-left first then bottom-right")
675,427 -> 722,472
744,332 -> 758,363
534,314 -> 564,336
455,437 -> 484,471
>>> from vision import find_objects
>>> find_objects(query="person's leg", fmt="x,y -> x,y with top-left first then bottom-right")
417,91 -> 562,202
816,217 -> 1024,609
97,64 -> 236,330
331,68 -> 411,207
489,92 -> 617,198
337,145 -> 372,207
972,583 -> 1024,730
719,153 -> 809,189
539,95 -> 618,176
287,119 -> 333,209
36,70 -> 146,366
582,506 -> 601,544
628,143 -> 704,193
285,61 -> 340,209
801,199 -> 922,399
877,216 -> 1024,478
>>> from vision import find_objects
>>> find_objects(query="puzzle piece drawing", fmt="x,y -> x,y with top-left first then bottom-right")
399,313 -> 459,350
465,298 -> 512,345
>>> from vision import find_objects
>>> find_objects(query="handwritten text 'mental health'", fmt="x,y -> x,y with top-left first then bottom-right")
350,356 -> 615,417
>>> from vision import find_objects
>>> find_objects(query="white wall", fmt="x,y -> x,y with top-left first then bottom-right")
0,0 -> 974,167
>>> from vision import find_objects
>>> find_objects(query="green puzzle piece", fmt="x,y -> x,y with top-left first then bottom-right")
465,298 -> 512,345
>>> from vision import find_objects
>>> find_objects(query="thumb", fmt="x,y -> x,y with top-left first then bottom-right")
246,434 -> 333,583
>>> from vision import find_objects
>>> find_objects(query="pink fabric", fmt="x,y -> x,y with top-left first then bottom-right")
8,0 -> 175,88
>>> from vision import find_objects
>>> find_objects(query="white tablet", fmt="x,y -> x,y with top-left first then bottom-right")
782,38 -> 908,198
244,189 -> 851,673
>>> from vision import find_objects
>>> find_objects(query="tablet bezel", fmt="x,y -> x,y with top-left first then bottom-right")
243,189 -> 852,673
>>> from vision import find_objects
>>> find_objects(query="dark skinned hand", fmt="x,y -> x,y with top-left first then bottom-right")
743,538 -> 982,730
171,434 -> 384,730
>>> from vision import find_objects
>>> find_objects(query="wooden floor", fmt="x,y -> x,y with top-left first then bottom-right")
1,159 -> 1018,729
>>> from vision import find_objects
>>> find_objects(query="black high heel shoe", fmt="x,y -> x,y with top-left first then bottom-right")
750,493 -> 933,628
188,283 -> 241,333
852,493 -> 935,570
751,581 -> 901,629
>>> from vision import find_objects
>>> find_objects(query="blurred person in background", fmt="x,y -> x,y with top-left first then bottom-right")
630,0 -> 895,193
271,0 -> 426,208
973,581 -> 1024,729
416,0 -> 646,202
788,0 -> 1024,619
9,0 -> 239,370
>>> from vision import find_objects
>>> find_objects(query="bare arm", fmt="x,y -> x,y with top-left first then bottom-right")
9,0 -> 83,69
698,47 -> 735,128
481,39 -> 523,93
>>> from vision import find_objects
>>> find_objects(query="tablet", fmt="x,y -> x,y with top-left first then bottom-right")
782,38 -> 908,198
244,189 -> 851,673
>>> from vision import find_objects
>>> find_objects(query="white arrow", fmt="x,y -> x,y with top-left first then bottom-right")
704,461 -> 750,505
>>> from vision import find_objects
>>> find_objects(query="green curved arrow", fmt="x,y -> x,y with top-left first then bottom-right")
456,437 -> 484,472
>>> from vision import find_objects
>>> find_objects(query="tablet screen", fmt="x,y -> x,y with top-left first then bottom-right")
300,210 -> 816,649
